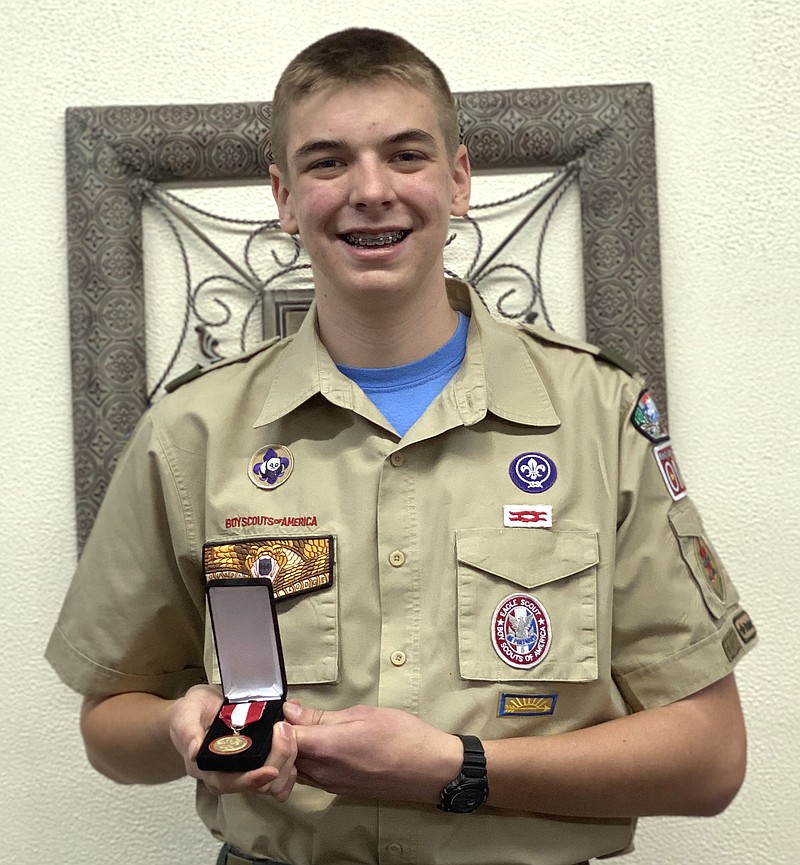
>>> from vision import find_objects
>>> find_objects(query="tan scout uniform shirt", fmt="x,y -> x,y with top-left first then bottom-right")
47,280 -> 755,865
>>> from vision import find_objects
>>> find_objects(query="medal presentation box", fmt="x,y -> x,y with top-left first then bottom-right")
197,578 -> 287,772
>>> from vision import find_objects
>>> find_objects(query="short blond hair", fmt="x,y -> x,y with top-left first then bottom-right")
271,28 -> 460,172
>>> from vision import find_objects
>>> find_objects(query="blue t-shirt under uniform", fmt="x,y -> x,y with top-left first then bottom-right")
336,312 -> 470,437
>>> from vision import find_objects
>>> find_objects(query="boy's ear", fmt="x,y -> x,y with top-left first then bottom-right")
269,164 -> 299,234
449,144 -> 471,218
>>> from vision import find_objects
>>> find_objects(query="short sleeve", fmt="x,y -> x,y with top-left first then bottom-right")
45,410 -> 207,699
610,388 -> 756,711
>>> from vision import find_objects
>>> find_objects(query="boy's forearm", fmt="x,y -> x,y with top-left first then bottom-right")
80,692 -> 187,784
483,674 -> 746,818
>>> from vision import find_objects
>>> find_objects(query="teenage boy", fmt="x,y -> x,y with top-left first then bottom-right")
48,27 -> 756,865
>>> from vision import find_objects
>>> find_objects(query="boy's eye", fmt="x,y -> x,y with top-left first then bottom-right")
394,151 -> 424,163
308,157 -> 343,171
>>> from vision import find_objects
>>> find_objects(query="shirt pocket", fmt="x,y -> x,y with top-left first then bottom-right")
276,585 -> 339,685
668,498 -> 738,620
456,528 -> 599,682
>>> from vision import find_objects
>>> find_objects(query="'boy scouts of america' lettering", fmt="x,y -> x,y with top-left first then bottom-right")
225,515 -> 319,530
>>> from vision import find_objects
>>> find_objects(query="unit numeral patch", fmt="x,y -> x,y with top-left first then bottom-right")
653,441 -> 687,501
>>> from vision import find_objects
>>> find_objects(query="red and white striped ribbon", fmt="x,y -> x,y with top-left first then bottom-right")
219,701 -> 266,732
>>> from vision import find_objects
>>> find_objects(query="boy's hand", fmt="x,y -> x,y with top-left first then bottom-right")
169,684 -> 298,800
282,701 -> 462,804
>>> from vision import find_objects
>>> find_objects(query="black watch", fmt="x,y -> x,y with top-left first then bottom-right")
438,734 -> 489,813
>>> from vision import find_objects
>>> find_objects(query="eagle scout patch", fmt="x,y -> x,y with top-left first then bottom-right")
653,441 -> 687,501
249,445 -> 293,490
693,537 -> 725,601
203,536 -> 334,600
631,390 -> 669,442
498,693 -> 558,717
503,505 -> 553,527
492,593 -> 552,669
508,452 -> 557,494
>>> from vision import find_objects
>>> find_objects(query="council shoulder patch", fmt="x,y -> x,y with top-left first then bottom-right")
631,389 -> 669,442
203,536 -> 334,600
492,593 -> 552,669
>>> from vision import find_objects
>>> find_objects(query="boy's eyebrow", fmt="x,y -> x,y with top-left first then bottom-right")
291,128 -> 440,165
386,129 -> 439,149
292,139 -> 346,163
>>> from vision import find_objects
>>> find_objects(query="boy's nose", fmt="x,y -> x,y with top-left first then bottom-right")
349,159 -> 394,209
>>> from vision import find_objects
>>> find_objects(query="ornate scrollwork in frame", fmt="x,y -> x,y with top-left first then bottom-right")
66,84 -> 665,548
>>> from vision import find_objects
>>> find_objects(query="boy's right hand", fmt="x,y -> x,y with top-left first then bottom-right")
169,684 -> 298,800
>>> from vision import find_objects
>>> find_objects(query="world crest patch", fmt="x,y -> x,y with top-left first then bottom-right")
508,452 -> 557,494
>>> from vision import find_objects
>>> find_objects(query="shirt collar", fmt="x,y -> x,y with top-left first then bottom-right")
447,280 -> 560,428
253,279 -> 560,429
253,297 -> 364,428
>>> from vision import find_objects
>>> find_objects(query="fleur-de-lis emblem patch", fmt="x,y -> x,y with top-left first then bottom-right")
248,445 -> 294,490
508,452 -> 557,494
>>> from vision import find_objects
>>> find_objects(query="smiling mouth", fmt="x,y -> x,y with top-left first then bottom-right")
339,230 -> 411,248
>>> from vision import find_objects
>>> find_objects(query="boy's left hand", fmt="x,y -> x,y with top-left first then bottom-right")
282,701 -> 462,803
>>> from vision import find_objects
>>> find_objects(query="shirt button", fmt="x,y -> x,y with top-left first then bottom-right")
389,550 -> 406,567
390,651 -> 407,667
386,842 -> 404,856
389,452 -> 405,467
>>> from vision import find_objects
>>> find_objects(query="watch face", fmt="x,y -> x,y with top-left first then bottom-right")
444,780 -> 489,813
439,735 -> 489,813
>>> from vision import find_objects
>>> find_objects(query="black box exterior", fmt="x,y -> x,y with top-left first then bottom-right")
197,578 -> 286,772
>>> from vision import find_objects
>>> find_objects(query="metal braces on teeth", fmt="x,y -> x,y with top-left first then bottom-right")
342,230 -> 408,247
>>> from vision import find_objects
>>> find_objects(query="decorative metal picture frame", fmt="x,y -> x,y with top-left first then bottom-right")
66,83 -> 665,548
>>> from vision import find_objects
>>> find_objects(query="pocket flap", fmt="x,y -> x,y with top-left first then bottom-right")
456,528 -> 599,589
667,497 -> 704,537
668,498 -> 736,618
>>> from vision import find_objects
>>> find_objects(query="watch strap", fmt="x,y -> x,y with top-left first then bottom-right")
456,733 -> 487,778
438,733 -> 489,812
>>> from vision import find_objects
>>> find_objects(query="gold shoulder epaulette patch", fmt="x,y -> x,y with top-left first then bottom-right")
164,336 -> 283,394
519,321 -> 599,355
519,322 -> 642,383
520,323 -> 639,374
595,345 -> 639,378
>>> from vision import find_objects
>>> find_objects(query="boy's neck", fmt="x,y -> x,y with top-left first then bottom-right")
315,283 -> 459,368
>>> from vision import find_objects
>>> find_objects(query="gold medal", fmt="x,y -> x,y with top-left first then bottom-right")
209,733 -> 252,755
207,701 -> 266,757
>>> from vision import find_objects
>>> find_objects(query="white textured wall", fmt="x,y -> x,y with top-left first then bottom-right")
3,0 -> 798,862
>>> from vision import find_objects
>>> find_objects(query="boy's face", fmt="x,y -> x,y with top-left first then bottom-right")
270,80 -> 470,308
